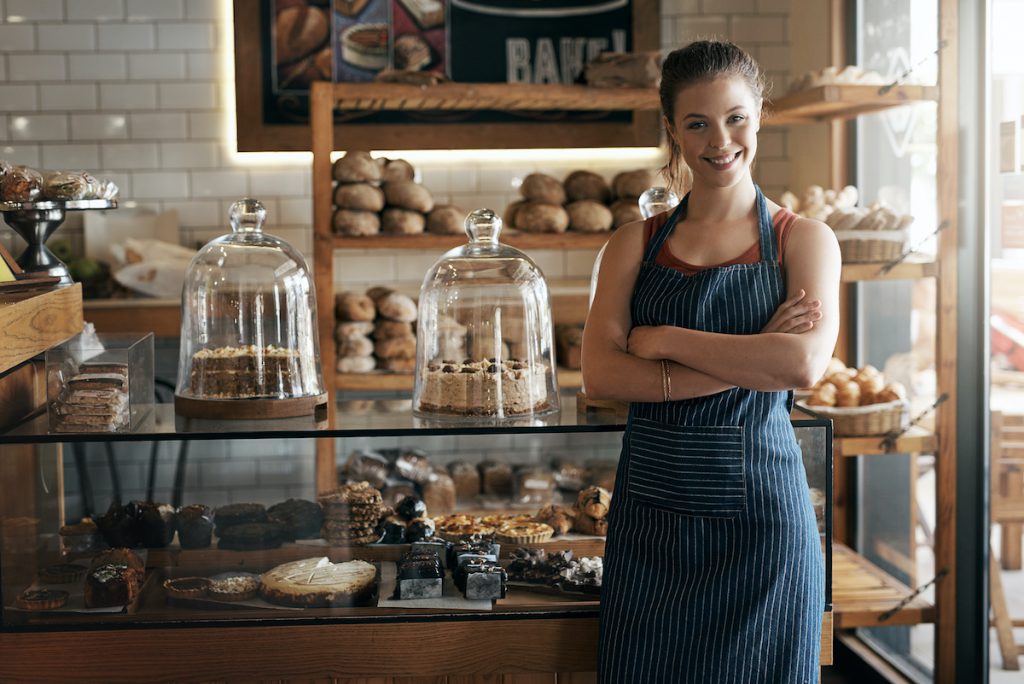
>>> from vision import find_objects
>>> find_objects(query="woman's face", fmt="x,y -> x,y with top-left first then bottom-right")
666,75 -> 761,190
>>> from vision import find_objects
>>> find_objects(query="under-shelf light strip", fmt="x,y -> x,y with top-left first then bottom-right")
217,0 -> 663,168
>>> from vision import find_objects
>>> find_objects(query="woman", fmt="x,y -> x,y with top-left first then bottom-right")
583,41 -> 840,683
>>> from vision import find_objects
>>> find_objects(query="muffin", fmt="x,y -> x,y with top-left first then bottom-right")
175,505 -> 214,549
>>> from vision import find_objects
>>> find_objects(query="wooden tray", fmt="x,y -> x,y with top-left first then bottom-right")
174,392 -> 329,419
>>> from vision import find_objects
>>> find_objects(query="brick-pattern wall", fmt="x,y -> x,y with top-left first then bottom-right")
0,0 -> 795,507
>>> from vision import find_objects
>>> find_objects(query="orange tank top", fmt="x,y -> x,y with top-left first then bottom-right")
643,208 -> 799,276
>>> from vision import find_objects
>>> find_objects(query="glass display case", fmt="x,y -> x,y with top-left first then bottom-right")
174,198 -> 326,420
0,402 -> 832,633
413,209 -> 560,422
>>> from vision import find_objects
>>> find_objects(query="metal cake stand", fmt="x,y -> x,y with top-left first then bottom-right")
0,198 -> 118,285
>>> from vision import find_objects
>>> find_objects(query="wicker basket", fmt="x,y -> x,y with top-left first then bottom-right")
834,229 -> 908,264
795,399 -> 908,437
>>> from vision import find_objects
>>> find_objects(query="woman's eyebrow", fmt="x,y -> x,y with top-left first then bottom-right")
683,105 -> 748,119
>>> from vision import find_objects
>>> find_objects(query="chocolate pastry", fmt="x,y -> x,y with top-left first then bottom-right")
268,498 -> 324,540
217,522 -> 287,551
175,505 -> 213,549
96,501 -> 144,548
344,449 -> 389,489
90,548 -> 145,574
405,516 -> 435,543
84,563 -> 141,609
377,516 -> 407,544
213,503 -> 268,535
138,501 -> 176,548
395,495 -> 427,522
394,449 -> 432,484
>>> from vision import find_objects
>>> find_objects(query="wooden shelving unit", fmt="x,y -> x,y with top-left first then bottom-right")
768,84 -> 939,125
832,543 -> 936,628
834,426 -> 937,457
334,232 -> 611,251
840,259 -> 937,283
0,284 -> 82,375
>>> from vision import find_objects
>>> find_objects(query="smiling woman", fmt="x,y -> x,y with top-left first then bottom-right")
583,40 -> 841,684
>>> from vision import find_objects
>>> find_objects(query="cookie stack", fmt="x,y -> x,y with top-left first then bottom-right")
504,168 -> 656,235
573,486 -> 611,536
319,482 -> 384,546
369,288 -> 417,373
332,150 -> 448,237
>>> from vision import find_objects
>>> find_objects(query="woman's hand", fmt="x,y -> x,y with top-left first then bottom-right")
761,288 -> 822,334
627,325 -> 666,360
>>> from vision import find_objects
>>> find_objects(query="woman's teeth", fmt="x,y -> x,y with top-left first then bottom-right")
707,152 -> 739,166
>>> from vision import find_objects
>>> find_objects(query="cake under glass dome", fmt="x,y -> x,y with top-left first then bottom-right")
174,199 -> 326,419
413,208 -> 559,422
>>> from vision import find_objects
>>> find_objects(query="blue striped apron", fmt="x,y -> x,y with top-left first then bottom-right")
597,186 -> 823,683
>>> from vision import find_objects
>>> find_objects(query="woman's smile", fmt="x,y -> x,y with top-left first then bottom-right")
703,150 -> 742,170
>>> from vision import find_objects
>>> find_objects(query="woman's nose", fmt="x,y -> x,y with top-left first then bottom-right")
709,127 -> 729,149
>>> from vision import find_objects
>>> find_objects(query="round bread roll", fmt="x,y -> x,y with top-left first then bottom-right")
610,198 -> 642,228
826,369 -> 856,387
876,382 -> 907,403
333,209 -> 380,236
383,181 -> 434,213
377,292 -> 418,322
335,292 -> 376,322
504,200 -> 526,229
807,382 -> 838,407
855,373 -> 884,396
381,208 -> 426,235
375,335 -> 417,360
564,170 -> 611,203
336,355 -> 376,373
514,202 -> 569,234
835,381 -> 861,407
339,335 -> 374,358
824,357 -> 847,378
613,169 -> 656,199
332,150 -> 381,183
365,286 -> 394,304
520,173 -> 566,204
333,183 -> 384,212
374,320 -> 414,340
567,200 -> 614,232
381,357 -> 417,372
335,321 -> 375,342
380,158 -> 415,183
426,205 -> 465,235
576,486 -> 611,519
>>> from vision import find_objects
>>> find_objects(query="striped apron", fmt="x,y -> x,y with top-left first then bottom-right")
597,186 -> 823,683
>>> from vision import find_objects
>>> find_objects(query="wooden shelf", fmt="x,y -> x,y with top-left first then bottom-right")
83,297 -> 180,337
0,284 -> 82,374
327,82 -> 937,128
330,82 -> 661,113
337,366 -> 584,392
834,426 -> 937,457
841,260 -> 937,282
767,84 -> 939,125
832,542 -> 935,628
334,232 -> 611,251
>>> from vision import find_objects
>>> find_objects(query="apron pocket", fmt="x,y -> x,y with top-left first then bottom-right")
626,417 -> 746,518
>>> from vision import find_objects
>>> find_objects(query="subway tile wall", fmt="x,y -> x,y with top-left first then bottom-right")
2,0 -> 793,506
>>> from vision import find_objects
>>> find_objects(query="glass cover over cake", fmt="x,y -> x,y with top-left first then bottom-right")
413,208 -> 559,421
175,199 -> 324,415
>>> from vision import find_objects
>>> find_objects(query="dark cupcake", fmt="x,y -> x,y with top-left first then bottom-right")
213,503 -> 268,536
96,501 -> 144,548
267,499 -> 323,540
137,502 -> 176,548
176,505 -> 214,549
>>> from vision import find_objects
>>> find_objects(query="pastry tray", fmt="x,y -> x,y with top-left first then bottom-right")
0,199 -> 117,211
7,556 -> 151,615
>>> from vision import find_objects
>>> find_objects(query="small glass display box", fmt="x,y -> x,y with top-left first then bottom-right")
45,332 -> 154,433
413,209 -> 560,422
174,199 -> 326,419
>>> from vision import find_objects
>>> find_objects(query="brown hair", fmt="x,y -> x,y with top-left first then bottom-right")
660,40 -> 767,193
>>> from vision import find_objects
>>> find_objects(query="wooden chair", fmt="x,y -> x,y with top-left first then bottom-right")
991,411 -> 1024,670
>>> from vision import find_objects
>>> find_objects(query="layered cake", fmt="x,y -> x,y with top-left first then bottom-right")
418,358 -> 549,416
260,557 -> 377,607
187,345 -> 304,399
53,362 -> 130,432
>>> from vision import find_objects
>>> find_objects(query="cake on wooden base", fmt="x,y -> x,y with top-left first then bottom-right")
260,557 -> 377,607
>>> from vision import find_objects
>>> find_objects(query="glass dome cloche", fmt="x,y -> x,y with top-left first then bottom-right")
174,198 -> 326,419
413,208 -> 559,422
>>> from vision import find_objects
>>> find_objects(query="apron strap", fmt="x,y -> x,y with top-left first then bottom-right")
754,185 -> 778,264
642,192 -> 689,264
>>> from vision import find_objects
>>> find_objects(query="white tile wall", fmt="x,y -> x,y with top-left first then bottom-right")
37,24 -> 97,51
5,0 -> 62,22
42,84 -> 99,111
96,23 -> 156,51
128,52 -> 186,80
66,0 -> 124,22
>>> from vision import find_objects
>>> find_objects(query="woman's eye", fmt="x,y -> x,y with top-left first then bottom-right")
729,115 -> 746,124
687,121 -> 705,130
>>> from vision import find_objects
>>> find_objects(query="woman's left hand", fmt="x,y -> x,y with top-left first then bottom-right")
627,326 -> 667,360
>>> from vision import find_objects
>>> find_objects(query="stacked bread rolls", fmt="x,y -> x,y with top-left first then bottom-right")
333,151 -> 461,237
334,288 -> 419,373
807,358 -> 907,408
505,168 -> 658,234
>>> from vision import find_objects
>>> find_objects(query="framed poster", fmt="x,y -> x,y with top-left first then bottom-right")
233,0 -> 661,152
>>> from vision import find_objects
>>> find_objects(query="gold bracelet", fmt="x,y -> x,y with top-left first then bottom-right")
663,358 -> 671,401
665,360 -> 672,402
